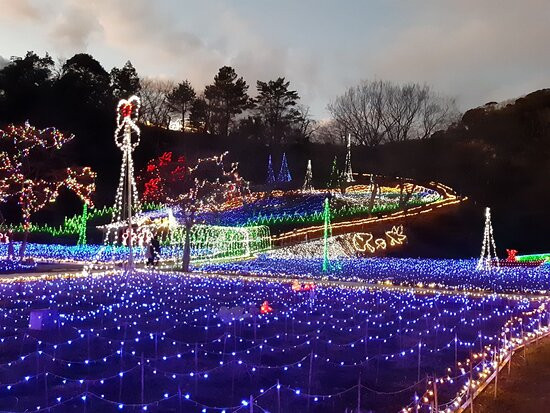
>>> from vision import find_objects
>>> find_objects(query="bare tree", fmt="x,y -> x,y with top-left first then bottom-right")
327,80 -> 387,146
139,77 -> 176,128
295,105 -> 318,142
327,80 -> 459,146
312,119 -> 346,144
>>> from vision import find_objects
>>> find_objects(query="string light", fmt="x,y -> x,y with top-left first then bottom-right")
277,152 -> 292,183
303,159 -> 314,191
476,207 -> 499,270
110,96 -> 142,245
0,269 -> 544,413
343,133 -> 354,183
266,155 -> 276,184
0,122 -> 96,231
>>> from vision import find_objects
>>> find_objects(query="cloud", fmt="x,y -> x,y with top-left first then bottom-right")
0,0 -> 548,117
365,0 -> 550,108
0,0 -> 42,21
49,3 -> 103,52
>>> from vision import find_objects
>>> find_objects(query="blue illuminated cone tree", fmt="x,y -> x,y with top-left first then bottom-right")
277,152 -> 292,183
266,155 -> 276,184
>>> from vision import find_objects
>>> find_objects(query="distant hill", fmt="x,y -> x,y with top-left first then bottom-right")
6,86 -> 550,257
357,89 -> 550,256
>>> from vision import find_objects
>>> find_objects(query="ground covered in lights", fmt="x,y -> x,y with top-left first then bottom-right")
201,256 -> 550,295
0,270 -> 545,412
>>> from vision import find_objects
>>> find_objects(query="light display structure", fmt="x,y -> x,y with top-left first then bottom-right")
277,152 -> 292,183
343,133 -> 354,183
476,207 -> 499,270
303,159 -> 314,191
167,223 -> 271,263
111,96 -> 142,270
267,155 -> 276,184
322,198 -> 331,273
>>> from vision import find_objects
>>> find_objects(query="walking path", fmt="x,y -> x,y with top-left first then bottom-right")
474,336 -> 550,413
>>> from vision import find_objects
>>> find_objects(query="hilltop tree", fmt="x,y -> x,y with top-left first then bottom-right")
0,122 -> 96,258
111,61 -> 141,100
189,97 -> 209,133
139,77 -> 175,128
57,53 -> 112,110
204,66 -> 252,136
0,51 -> 54,121
255,77 -> 303,144
166,80 -> 196,131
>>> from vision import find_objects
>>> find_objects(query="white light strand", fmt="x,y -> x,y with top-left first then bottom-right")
343,133 -> 354,183
476,207 -> 499,270
111,96 -> 142,229
302,159 -> 314,191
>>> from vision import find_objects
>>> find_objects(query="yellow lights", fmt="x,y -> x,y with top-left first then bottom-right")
352,226 -> 405,253
272,179 -> 466,246
410,302 -> 550,413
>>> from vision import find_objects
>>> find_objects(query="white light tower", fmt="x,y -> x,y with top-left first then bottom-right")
343,133 -> 354,183
476,207 -> 499,270
303,159 -> 314,191
113,96 -> 141,272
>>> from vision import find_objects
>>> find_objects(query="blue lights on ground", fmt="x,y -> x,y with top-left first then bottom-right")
200,256 -> 550,294
0,270 -> 543,412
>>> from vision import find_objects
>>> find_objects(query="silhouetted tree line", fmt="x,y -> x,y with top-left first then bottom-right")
0,51 -> 316,146
3,51 -> 550,255
0,51 -> 317,217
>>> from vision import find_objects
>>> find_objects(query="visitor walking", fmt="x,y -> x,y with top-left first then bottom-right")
151,235 -> 161,265
145,241 -> 154,266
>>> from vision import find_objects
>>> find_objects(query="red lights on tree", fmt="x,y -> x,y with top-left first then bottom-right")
138,152 -> 186,203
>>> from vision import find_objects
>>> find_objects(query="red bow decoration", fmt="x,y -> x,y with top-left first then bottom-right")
260,301 -> 272,314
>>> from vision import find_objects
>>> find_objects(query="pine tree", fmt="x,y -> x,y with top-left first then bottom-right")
166,80 -> 196,131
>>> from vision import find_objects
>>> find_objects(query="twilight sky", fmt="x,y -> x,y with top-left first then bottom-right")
1,0 -> 549,119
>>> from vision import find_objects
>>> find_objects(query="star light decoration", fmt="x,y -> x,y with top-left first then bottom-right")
0,122 -> 95,231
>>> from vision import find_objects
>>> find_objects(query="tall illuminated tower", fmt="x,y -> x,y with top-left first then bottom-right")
476,207 -> 499,270
343,133 -> 354,183
112,96 -> 142,270
303,159 -> 314,191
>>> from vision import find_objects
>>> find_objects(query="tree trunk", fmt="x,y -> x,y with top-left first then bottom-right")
368,183 -> 379,214
181,223 -> 192,272
19,230 -> 29,261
